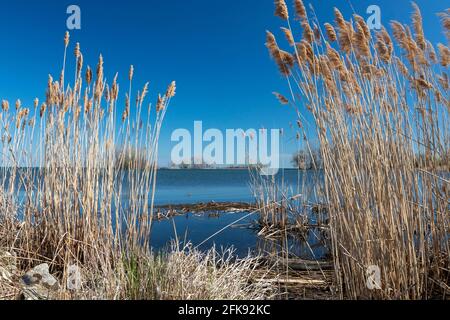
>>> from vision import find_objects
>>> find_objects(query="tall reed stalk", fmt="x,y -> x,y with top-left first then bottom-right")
268,0 -> 449,299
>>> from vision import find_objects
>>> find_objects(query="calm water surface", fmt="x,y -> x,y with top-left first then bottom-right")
151,169 -> 327,258
4,168 -> 327,258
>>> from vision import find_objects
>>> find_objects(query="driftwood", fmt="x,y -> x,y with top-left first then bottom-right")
262,256 -> 333,271
156,202 -> 256,214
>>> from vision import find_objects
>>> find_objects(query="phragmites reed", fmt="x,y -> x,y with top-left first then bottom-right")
294,0 -> 307,21
281,27 -> 295,46
86,66 -> 92,85
324,23 -> 337,42
0,32 -> 176,296
302,20 -> 314,43
437,43 -> 449,67
74,42 -> 81,58
268,1 -> 450,300
273,92 -> 289,105
437,10 -> 450,41
39,103 -> 46,118
333,8 -> 353,54
411,2 -> 426,50
266,31 -> 295,76
129,65 -> 134,81
1,100 -> 9,112
165,81 -> 176,98
64,31 -> 70,48
375,27 -> 394,63
274,0 -> 289,20
156,94 -> 164,112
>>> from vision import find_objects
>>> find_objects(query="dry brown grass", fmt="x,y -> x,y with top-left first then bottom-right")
267,1 -> 449,299
122,243 -> 275,300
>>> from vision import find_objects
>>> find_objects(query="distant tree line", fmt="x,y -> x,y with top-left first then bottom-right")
292,148 -> 323,170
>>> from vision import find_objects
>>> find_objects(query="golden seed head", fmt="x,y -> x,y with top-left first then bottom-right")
129,65 -> 134,81
411,2 -> 426,50
165,81 -> 176,98
156,94 -> 165,112
324,23 -> 337,42
280,27 -> 295,46
140,82 -> 149,103
272,92 -> 289,105
1,100 -> 9,112
437,43 -> 449,67
294,0 -> 307,20
86,66 -> 93,85
96,55 -> 104,78
77,53 -> 84,74
274,0 -> 289,20
39,103 -> 47,118
74,42 -> 81,58
64,31 -> 70,48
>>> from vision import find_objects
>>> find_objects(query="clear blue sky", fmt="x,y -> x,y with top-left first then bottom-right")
0,0 -> 447,167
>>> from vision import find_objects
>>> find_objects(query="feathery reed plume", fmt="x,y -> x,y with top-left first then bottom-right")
122,93 -> 130,122
313,23 -> 321,43
129,65 -> 134,81
437,43 -> 449,67
140,82 -> 149,104
426,41 -> 438,64
2,100 -> 9,112
274,0 -> 289,20
281,27 -> 295,46
334,8 -> 346,31
77,53 -> 84,74
390,21 -> 409,52
272,92 -> 289,104
376,28 -> 393,63
39,103 -> 47,118
302,20 -> 314,43
64,31 -> 70,48
86,66 -> 93,85
74,42 -> 81,58
438,72 -> 449,90
354,15 -> 370,40
437,11 -> 450,41
15,99 -> 21,110
111,73 -> 119,102
334,8 -> 352,53
354,15 -> 371,57
165,81 -> 176,98
156,94 -> 165,112
266,31 -> 278,57
324,23 -> 337,42
266,31 -> 294,76
411,2 -> 426,50
326,43 -> 343,70
294,0 -> 307,21
94,55 -> 104,101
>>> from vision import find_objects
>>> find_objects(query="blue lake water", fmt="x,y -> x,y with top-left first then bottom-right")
151,169 -> 328,259
154,169 -> 322,205
150,211 -> 329,259
3,168 -> 328,259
